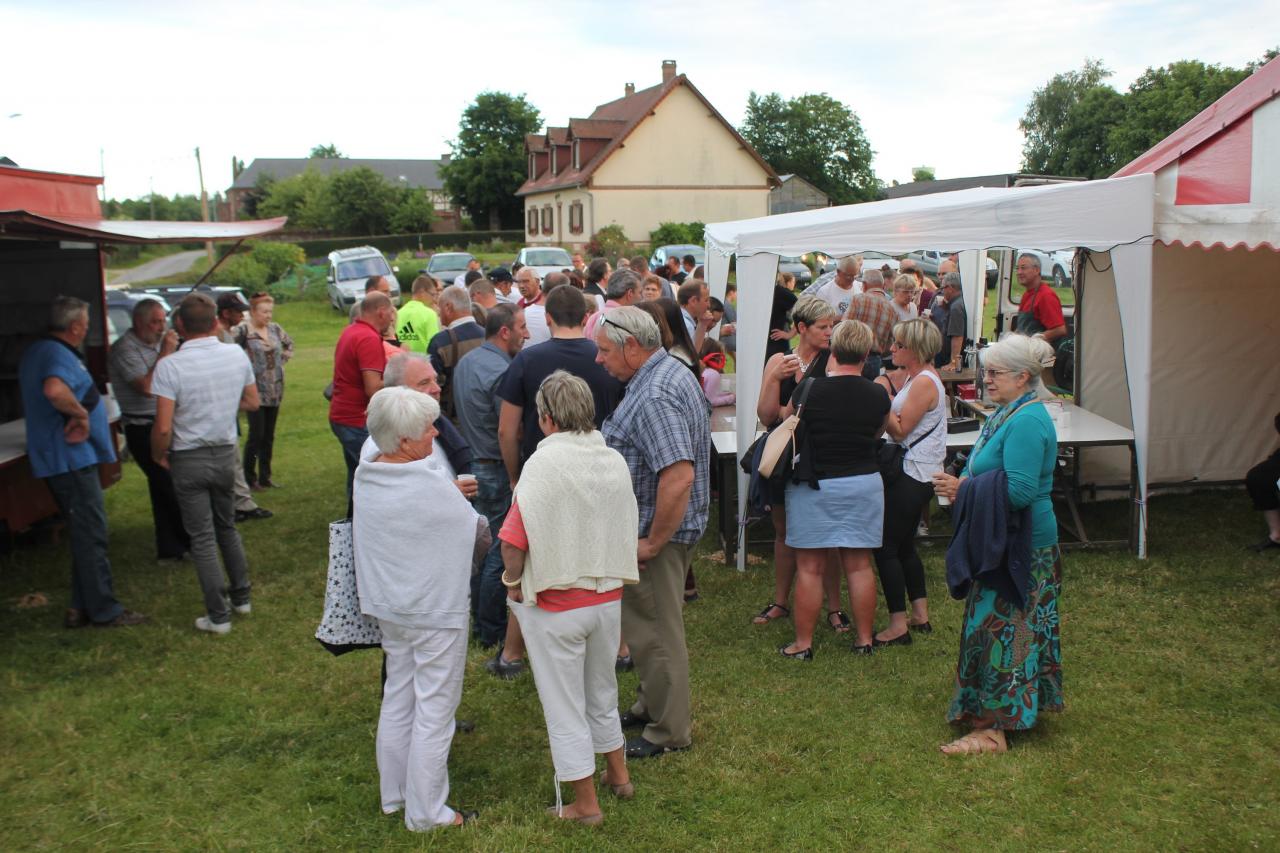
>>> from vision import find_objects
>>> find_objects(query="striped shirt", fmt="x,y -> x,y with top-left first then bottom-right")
107,329 -> 161,423
152,336 -> 254,451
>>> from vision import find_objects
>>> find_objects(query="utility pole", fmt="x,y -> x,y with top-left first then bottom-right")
195,146 -> 213,264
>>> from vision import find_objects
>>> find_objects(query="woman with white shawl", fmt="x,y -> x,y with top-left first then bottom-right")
353,386 -> 480,830
499,371 -> 640,825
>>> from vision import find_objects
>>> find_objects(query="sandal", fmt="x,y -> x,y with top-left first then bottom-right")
826,610 -> 852,633
600,770 -> 635,800
752,602 -> 790,624
940,729 -> 1008,755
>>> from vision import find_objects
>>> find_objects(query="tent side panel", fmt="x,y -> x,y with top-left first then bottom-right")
1077,251 -> 1137,487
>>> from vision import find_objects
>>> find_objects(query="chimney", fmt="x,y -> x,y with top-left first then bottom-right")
625,82 -> 635,97
661,60 -> 677,84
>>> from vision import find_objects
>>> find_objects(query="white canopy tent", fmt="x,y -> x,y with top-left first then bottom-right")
704,174 -> 1158,566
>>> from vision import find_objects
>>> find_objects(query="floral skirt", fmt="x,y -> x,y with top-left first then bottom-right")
946,545 -> 1063,731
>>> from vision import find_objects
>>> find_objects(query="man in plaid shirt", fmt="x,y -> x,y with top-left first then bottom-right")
845,268 -> 896,379
595,307 -> 710,760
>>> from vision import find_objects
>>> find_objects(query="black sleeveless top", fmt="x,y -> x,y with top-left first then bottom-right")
779,349 -> 830,410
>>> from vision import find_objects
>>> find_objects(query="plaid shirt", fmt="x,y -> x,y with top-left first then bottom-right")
602,349 -> 711,544
847,289 -> 896,354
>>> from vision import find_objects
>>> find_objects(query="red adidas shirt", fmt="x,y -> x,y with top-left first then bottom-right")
329,319 -> 387,427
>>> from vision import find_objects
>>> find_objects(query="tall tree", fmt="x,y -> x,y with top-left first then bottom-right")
1019,59 -> 1114,175
740,92 -> 878,204
441,92 -> 541,230
324,167 -> 399,235
309,144 -> 344,158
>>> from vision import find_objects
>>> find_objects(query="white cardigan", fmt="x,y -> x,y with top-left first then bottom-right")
512,430 -> 639,602
352,443 -> 479,630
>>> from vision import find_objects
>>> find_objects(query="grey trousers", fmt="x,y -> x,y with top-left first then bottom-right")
171,445 -> 250,624
622,541 -> 694,748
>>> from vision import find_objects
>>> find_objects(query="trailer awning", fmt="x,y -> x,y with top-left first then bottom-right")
0,211 -> 288,243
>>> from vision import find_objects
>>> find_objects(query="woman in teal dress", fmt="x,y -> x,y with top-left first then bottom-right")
931,334 -> 1061,755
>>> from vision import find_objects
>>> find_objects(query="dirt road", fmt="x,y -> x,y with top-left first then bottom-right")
109,250 -> 205,286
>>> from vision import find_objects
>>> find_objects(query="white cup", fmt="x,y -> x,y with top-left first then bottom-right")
457,474 -> 476,482
937,494 -> 951,507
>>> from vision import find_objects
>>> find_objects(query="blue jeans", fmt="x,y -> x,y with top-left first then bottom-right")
469,460 -> 511,646
44,466 -> 123,623
330,421 -> 369,517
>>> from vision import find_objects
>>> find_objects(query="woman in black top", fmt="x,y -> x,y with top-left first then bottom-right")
767,274 -> 799,359
779,319 -> 890,659
752,296 -> 847,632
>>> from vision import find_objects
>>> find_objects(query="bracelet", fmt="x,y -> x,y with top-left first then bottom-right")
501,572 -> 522,588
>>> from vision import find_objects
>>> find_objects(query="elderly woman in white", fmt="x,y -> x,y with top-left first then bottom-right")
499,371 -> 639,826
353,386 -> 479,830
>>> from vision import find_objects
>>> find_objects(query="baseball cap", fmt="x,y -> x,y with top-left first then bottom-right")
489,267 -> 513,284
216,291 -> 250,311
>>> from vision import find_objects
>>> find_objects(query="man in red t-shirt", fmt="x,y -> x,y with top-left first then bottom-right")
1014,253 -> 1067,344
330,292 -> 394,511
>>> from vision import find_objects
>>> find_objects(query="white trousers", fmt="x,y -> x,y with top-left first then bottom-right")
513,599 -> 625,780
376,621 -> 466,831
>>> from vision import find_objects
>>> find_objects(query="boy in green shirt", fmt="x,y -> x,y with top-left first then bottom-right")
397,275 -> 442,353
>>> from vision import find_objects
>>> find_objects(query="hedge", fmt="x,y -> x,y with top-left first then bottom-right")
288,230 -> 524,261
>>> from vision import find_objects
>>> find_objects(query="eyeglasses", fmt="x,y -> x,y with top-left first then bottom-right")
601,316 -> 631,336
983,368 -> 1014,378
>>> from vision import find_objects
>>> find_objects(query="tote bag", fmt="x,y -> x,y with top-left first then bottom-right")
315,518 -> 382,655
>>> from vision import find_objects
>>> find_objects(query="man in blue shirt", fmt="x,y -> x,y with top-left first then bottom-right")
19,296 -> 146,629
452,304 -> 529,648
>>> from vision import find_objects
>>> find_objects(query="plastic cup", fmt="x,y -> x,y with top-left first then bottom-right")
937,494 -> 951,507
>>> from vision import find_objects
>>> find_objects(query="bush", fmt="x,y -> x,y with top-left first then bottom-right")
649,221 -> 705,247
584,224 -> 630,262
207,254 -> 270,291
249,242 -> 306,281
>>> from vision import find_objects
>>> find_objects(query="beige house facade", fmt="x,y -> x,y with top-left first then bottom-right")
517,61 -> 777,248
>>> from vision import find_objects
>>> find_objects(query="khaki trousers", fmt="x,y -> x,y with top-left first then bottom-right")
622,541 -> 694,748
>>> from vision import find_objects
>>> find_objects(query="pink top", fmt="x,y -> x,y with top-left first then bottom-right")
701,368 -> 736,407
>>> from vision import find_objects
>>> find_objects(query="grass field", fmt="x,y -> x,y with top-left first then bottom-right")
2,299 -> 1277,850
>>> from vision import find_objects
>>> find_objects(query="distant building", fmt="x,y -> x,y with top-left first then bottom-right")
517,60 -> 778,247
227,157 -> 458,228
770,174 -> 829,214
880,172 -> 1083,200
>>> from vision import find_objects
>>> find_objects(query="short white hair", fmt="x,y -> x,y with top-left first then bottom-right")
836,255 -> 863,275
983,334 -> 1057,398
596,305 -> 661,349
438,285 -> 472,315
366,386 -> 440,455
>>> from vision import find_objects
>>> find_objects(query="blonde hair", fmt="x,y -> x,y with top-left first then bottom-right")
535,370 -> 596,433
893,318 -> 942,364
776,271 -> 796,288
831,319 -> 873,365
983,334 -> 1057,398
892,273 -> 917,293
790,294 -> 837,330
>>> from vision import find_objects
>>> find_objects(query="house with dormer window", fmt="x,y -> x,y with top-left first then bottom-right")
517,60 -> 778,247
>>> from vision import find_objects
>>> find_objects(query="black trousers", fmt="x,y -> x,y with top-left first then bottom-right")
124,421 -> 190,559
1246,449 -> 1280,511
874,474 -> 935,613
244,405 -> 280,486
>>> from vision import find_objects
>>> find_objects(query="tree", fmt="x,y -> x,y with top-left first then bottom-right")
441,92 -> 542,230
257,169 -> 332,230
740,91 -> 878,205
1106,60 -> 1250,167
1020,59 -> 1116,175
309,144 -> 344,158
1056,86 -> 1126,178
911,167 -> 935,182
649,221 -> 705,247
324,167 -> 399,235
388,188 -> 437,234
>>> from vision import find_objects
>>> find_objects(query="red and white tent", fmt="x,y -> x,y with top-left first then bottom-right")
705,56 -> 1280,561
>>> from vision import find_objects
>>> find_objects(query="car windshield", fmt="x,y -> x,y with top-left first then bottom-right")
427,254 -> 473,273
523,249 -> 572,267
337,256 -> 391,281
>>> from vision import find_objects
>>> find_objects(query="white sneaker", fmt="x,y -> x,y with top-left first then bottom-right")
233,602 -> 252,615
195,616 -> 231,635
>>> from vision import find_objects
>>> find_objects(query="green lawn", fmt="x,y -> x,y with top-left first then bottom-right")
2,299 -> 1277,850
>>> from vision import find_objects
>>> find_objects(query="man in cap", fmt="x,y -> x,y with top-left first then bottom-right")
489,267 -> 518,303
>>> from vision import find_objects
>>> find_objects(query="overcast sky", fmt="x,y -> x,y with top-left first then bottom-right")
2,0 -> 1273,204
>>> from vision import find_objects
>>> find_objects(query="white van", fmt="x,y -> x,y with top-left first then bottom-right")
326,246 -> 400,310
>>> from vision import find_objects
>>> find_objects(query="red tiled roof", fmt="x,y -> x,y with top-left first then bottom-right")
517,76 -> 777,196
525,134 -> 548,152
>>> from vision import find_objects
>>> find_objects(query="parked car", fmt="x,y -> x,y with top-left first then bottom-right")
902,249 -> 954,280
426,251 -> 478,287
326,246 -> 401,310
777,256 -> 813,287
1017,248 -> 1075,287
649,244 -> 706,273
514,246 -> 573,279
105,288 -> 173,344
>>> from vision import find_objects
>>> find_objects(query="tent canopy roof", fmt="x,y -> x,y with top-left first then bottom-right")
0,211 -> 288,243
704,173 -> 1155,259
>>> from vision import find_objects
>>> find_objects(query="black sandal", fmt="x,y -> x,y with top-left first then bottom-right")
778,643 -> 813,661
826,610 -> 852,633
752,602 -> 790,624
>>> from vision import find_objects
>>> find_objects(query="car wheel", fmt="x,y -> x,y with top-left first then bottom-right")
1052,265 -> 1067,288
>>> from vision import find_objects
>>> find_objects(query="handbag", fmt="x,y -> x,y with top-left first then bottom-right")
877,418 -> 940,487
315,518 -> 382,655
757,378 -> 814,480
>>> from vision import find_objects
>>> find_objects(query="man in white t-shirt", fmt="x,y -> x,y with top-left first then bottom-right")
807,255 -> 862,316
151,293 -> 260,636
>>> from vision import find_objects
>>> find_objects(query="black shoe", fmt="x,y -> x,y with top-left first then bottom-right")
93,609 -> 149,628
615,654 -> 634,672
909,621 -> 933,634
872,630 -> 913,648
683,591 -> 700,603
455,719 -> 475,734
485,652 -> 525,680
450,807 -> 479,826
625,735 -> 689,760
63,608 -> 89,629
618,710 -> 651,730
235,507 -> 273,522
778,643 -> 813,661
1248,537 -> 1280,552
851,643 -> 875,656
